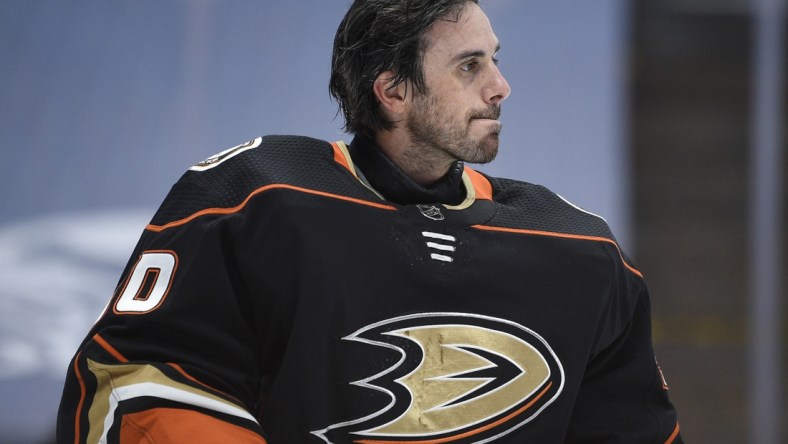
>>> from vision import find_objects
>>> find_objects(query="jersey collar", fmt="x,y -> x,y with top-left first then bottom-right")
345,136 -> 467,206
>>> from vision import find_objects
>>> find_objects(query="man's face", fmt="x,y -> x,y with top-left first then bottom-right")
405,2 -> 510,164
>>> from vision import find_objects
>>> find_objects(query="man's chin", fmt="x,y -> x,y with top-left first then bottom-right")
464,136 -> 499,164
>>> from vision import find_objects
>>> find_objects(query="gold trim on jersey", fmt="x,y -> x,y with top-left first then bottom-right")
86,359 -> 257,444
443,171 -> 477,211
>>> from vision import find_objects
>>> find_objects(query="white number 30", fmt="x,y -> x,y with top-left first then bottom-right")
113,251 -> 178,314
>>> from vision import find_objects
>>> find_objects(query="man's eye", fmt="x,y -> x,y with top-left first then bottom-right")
492,57 -> 500,65
461,61 -> 478,72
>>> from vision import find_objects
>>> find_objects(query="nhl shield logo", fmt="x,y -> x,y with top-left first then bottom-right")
417,204 -> 444,221
312,312 -> 564,443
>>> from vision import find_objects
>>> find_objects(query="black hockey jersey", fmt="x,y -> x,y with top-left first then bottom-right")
57,135 -> 681,443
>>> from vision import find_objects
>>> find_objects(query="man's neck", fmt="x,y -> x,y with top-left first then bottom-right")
375,130 -> 455,186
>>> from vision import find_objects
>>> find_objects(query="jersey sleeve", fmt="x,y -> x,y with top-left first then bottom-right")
565,254 -> 682,443
56,176 -> 269,444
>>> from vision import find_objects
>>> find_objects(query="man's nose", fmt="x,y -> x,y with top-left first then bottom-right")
485,64 -> 511,105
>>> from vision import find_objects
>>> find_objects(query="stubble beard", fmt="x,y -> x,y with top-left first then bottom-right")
406,93 -> 502,166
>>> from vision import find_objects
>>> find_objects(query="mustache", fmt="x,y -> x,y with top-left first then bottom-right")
469,105 -> 501,120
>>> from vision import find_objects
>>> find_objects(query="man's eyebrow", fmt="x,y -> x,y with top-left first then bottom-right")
450,43 -> 501,63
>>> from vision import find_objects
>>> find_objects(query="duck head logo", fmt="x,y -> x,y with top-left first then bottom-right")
312,312 -> 564,443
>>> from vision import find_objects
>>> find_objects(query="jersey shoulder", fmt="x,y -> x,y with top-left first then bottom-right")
486,176 -> 616,241
149,135 -> 366,227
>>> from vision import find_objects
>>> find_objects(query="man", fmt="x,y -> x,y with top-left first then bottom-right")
57,0 -> 682,442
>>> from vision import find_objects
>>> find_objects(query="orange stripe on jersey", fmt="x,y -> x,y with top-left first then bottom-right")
665,422 -> 681,444
464,167 -> 493,201
472,225 -> 643,278
146,184 -> 397,232
93,333 -> 129,363
331,141 -> 355,176
121,408 -> 267,444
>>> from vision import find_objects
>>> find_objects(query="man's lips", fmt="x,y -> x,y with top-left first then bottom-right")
471,117 -> 500,122
470,106 -> 501,121
470,117 -> 502,126
471,118 -> 502,136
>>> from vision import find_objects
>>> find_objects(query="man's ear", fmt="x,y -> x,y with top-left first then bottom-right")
373,70 -> 408,116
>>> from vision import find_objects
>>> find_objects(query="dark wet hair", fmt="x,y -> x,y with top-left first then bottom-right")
329,0 -> 478,138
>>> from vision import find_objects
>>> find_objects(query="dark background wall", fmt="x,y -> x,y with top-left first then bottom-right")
632,0 -> 787,442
